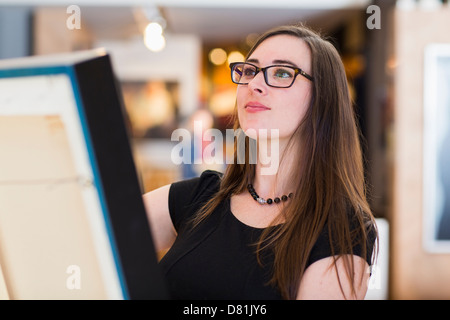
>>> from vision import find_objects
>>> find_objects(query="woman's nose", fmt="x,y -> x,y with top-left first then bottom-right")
247,71 -> 268,95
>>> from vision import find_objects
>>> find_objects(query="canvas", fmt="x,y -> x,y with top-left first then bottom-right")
0,49 -> 167,299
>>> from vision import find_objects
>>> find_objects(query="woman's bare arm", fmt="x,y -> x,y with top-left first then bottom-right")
142,184 -> 177,252
297,255 -> 370,300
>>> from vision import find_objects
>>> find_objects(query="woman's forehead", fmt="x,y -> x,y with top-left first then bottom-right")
247,35 -> 311,69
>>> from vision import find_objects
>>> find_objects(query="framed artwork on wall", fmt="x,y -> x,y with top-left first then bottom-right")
423,43 -> 450,253
0,50 -> 167,299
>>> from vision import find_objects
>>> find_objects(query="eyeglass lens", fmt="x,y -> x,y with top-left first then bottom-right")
232,63 -> 296,88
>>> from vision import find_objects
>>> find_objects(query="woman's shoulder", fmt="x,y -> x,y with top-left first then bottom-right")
197,169 -> 223,185
170,170 -> 222,200
307,207 -> 377,268
168,170 -> 223,232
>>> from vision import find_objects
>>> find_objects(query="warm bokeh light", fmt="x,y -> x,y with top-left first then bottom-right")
209,48 -> 227,65
227,51 -> 244,65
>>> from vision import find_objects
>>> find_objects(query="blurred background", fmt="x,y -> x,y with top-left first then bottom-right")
1,0 -> 450,300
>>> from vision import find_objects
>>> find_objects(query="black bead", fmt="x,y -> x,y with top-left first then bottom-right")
247,183 -> 292,205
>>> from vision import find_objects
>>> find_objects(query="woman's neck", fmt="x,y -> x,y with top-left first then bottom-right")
252,137 -> 298,199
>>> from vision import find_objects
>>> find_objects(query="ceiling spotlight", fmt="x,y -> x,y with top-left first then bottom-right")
144,22 -> 166,52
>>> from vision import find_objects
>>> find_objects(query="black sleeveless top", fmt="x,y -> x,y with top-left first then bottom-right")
159,170 -> 374,300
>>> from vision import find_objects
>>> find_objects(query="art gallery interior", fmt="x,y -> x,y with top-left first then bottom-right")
0,0 -> 450,300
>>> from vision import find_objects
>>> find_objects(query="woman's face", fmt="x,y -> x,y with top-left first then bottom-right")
236,35 -> 313,141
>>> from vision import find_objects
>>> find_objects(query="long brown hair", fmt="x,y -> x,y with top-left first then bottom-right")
192,24 -> 377,300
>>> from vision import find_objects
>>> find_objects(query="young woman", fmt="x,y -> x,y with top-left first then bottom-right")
143,24 -> 378,300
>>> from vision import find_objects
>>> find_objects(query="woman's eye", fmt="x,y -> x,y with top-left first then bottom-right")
274,68 -> 293,78
243,67 -> 256,76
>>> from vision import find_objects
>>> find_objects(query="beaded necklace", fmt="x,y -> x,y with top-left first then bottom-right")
247,184 -> 293,205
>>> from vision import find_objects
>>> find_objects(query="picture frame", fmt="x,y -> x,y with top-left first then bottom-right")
423,43 -> 450,253
0,49 -> 167,299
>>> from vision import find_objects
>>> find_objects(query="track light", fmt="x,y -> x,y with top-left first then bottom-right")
144,21 -> 166,52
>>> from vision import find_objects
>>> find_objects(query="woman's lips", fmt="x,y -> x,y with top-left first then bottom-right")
245,102 -> 271,113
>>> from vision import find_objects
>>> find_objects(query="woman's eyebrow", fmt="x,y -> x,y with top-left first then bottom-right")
246,58 -> 259,64
246,58 -> 300,68
272,59 -> 299,68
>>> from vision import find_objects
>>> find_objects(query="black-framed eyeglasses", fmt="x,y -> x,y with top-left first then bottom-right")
230,62 -> 314,88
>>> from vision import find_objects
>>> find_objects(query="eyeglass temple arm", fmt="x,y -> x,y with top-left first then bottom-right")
299,69 -> 313,81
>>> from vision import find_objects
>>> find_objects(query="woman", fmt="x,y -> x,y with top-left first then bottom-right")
143,24 -> 377,300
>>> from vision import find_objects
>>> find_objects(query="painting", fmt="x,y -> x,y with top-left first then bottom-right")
423,43 -> 450,253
